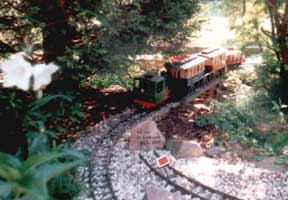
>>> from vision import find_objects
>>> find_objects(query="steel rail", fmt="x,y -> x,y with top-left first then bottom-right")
139,153 -> 209,200
154,151 -> 243,200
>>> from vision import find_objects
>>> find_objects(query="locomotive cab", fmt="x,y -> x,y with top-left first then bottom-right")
133,74 -> 170,109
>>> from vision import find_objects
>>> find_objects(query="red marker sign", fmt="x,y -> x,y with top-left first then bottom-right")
156,155 -> 170,168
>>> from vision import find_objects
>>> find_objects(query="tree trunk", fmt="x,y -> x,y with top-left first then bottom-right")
280,67 -> 288,104
279,44 -> 288,103
39,0 -> 68,63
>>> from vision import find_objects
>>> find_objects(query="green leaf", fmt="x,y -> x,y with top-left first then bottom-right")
35,160 -> 82,183
0,164 -> 21,181
0,181 -> 12,198
0,152 -> 21,167
20,151 -> 84,174
26,133 -> 49,155
0,153 -> 21,180
17,174 -> 48,199
29,94 -> 72,111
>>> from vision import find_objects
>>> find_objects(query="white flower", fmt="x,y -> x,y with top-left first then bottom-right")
0,52 -> 33,91
32,63 -> 59,91
0,52 -> 60,92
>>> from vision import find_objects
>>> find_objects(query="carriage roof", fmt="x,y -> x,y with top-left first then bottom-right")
200,48 -> 227,59
179,55 -> 207,70
226,49 -> 242,55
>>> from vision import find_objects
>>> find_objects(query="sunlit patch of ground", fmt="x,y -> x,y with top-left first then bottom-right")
187,2 -> 236,48
188,16 -> 236,48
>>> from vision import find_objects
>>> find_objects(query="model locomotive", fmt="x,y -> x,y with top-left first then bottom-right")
133,47 -> 245,109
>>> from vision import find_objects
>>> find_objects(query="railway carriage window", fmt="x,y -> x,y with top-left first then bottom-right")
157,82 -> 163,93
145,81 -> 154,95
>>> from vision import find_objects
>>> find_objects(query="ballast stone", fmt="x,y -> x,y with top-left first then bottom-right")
128,119 -> 165,152
144,185 -> 185,200
166,140 -> 203,158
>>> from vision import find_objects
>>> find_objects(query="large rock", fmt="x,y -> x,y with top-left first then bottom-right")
129,119 -> 165,152
144,185 -> 184,200
100,84 -> 127,94
205,146 -> 226,158
166,140 -> 203,158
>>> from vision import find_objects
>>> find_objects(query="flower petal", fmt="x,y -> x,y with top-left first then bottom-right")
0,52 -> 32,91
32,63 -> 59,91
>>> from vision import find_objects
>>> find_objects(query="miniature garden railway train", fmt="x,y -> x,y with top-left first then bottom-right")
133,47 -> 245,109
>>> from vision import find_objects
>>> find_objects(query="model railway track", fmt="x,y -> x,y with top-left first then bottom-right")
85,101 -> 182,200
139,151 -> 243,200
87,109 -> 143,200
154,151 -> 243,200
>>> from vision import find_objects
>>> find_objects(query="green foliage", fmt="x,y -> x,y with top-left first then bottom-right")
0,89 -> 84,138
275,155 -> 288,166
196,67 -> 288,155
83,73 -> 134,89
222,0 -> 288,103
0,135 -> 85,200
24,93 -> 84,134
0,0 -> 201,74
221,0 -> 267,50
271,133 -> 288,154
0,89 -> 85,199
48,172 -> 83,200
196,98 -> 287,154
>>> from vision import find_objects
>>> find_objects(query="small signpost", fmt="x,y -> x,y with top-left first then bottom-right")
156,155 -> 170,168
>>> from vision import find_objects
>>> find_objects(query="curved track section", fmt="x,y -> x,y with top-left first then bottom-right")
139,151 -> 243,200
87,110 -> 143,200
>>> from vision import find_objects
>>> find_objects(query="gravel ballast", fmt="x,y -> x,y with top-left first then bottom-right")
109,139 -> 288,200
174,157 -> 288,200
74,105 -> 288,200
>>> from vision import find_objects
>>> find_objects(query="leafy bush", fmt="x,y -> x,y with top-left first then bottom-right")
24,93 -> 84,134
48,172 -> 83,200
0,133 -> 85,200
0,89 -> 32,156
0,89 -> 84,142
0,51 -> 86,200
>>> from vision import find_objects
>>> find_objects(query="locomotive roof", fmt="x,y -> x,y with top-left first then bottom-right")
179,55 -> 207,70
199,48 -> 227,59
140,74 -> 165,82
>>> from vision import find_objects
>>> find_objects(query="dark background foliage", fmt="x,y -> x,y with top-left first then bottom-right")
0,0 -> 201,74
